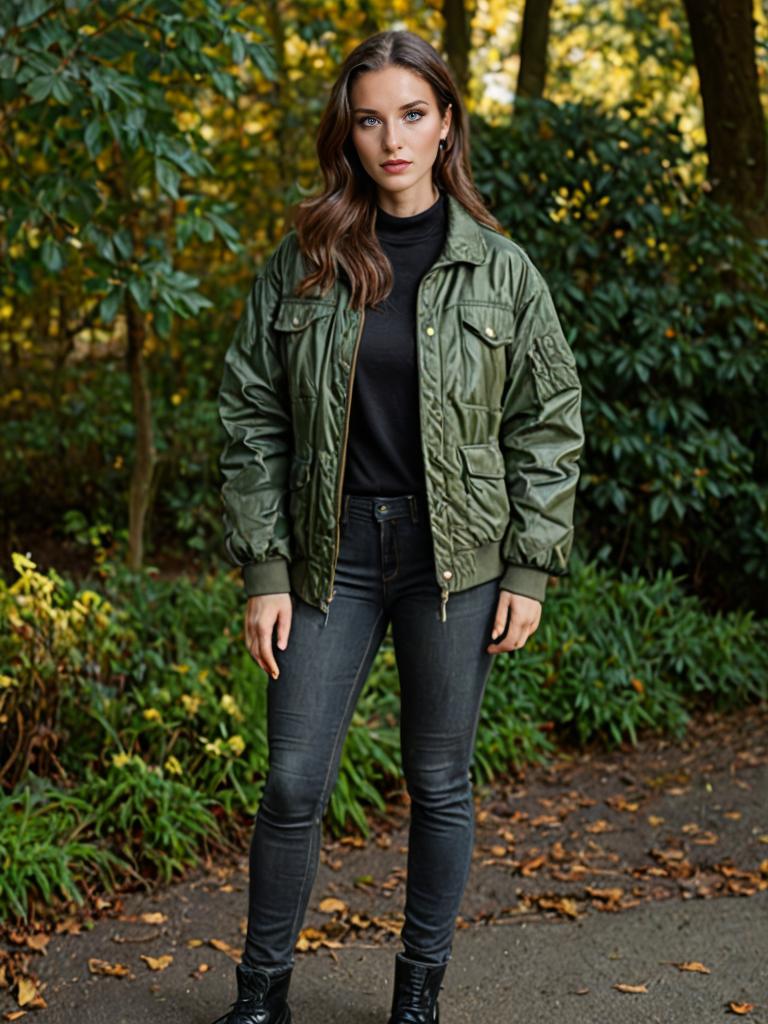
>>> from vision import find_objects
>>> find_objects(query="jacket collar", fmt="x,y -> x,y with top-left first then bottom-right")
439,192 -> 488,267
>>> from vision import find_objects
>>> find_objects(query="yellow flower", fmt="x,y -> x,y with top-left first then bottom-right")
227,735 -> 245,756
171,663 -> 190,674
181,693 -> 202,716
220,694 -> 244,721
0,674 -> 16,689
11,552 -> 37,574
204,738 -> 223,757
164,755 -> 183,775
112,752 -> 132,768
143,707 -> 162,722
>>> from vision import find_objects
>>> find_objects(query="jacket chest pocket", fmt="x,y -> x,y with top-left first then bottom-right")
447,303 -> 514,409
273,298 -> 336,400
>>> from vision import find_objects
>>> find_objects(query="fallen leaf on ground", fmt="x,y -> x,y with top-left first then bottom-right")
727,1003 -> 755,1015
536,896 -> 580,919
4,1011 -> 27,1020
208,939 -> 240,961
585,886 -> 624,903
318,898 -> 348,915
691,831 -> 719,845
16,978 -> 46,1009
54,918 -> 81,935
614,982 -> 648,993
87,958 -> 131,978
22,935 -> 50,954
673,961 -> 711,974
585,819 -> 614,833
140,955 -> 173,972
139,913 -> 167,925
520,855 -> 546,875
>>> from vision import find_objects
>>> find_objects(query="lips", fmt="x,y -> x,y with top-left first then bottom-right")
381,160 -> 411,167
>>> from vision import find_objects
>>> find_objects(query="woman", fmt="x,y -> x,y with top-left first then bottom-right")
214,28 -> 583,1024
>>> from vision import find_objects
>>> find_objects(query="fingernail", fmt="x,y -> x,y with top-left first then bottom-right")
272,670 -> 279,679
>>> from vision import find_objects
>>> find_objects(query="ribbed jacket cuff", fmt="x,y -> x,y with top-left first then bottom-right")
499,565 -> 549,603
242,558 -> 291,597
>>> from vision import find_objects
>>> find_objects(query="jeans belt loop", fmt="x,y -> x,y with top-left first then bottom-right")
409,494 -> 419,524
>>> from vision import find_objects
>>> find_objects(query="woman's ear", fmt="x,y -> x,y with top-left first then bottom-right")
442,102 -> 453,140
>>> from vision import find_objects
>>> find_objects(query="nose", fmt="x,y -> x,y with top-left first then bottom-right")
383,121 -> 402,153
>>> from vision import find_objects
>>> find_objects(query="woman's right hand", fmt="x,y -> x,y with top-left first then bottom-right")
245,594 -> 293,680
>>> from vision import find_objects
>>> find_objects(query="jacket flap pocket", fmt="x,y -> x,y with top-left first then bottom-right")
274,299 -> 335,333
459,442 -> 505,479
458,304 -> 514,347
529,333 -> 581,400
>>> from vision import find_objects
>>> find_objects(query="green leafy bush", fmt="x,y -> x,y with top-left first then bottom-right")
472,98 -> 768,613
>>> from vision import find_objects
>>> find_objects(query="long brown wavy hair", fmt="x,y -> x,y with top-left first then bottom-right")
290,30 -> 506,312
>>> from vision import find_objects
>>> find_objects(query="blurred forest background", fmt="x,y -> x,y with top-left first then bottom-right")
0,0 -> 767,925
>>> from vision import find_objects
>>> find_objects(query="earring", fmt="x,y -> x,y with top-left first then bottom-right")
439,139 -> 446,151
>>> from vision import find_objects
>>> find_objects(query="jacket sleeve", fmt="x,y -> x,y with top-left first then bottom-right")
497,261 -> 584,603
217,252 -> 294,598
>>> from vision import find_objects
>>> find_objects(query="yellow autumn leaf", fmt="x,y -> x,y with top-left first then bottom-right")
140,955 -> 173,972
318,897 -> 348,915
674,961 -> 711,974
87,958 -> 131,977
16,978 -> 40,1008
208,938 -> 240,961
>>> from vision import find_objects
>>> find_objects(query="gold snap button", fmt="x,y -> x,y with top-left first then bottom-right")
442,569 -> 453,580
484,326 -> 496,338
426,326 -> 435,336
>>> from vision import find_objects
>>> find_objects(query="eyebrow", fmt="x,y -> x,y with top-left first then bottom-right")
353,100 -> 430,114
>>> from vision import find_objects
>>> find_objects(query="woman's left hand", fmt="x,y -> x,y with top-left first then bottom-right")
487,591 -> 542,654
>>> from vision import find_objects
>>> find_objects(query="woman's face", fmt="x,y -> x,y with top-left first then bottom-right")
349,64 -> 451,213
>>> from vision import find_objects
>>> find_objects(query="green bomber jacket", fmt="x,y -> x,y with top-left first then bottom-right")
217,192 -> 584,623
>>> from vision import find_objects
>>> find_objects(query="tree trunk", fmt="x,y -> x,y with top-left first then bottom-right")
682,0 -> 767,235
516,0 -> 553,101
442,0 -> 473,97
125,292 -> 156,571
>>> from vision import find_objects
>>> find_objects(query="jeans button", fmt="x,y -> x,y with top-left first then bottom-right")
378,504 -> 388,512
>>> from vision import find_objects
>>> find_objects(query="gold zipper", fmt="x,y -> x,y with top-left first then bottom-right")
326,306 -> 367,606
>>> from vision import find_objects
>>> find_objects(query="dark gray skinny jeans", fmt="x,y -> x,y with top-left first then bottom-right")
243,491 -> 503,972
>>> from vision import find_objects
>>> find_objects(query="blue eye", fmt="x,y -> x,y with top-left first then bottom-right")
357,109 -> 425,127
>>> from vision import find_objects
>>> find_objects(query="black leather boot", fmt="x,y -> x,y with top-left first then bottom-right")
387,952 -> 448,1024
210,962 -> 292,1024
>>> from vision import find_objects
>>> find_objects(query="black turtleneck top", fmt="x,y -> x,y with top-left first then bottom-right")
341,190 -> 447,497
